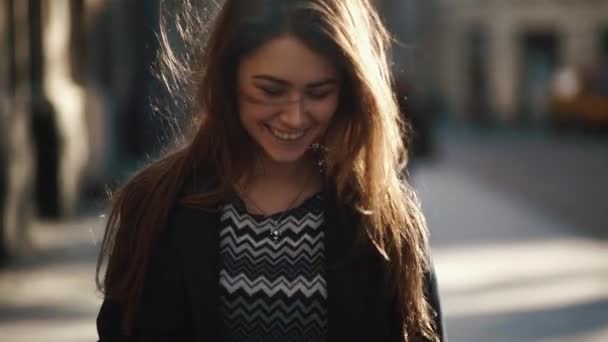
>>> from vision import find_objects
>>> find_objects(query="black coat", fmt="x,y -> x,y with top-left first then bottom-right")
97,192 -> 445,341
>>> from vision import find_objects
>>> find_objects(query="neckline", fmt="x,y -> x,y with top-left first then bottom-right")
232,191 -> 324,220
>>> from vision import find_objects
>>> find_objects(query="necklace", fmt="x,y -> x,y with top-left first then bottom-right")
238,172 -> 312,242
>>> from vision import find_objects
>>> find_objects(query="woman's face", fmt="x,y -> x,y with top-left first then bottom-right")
237,34 -> 341,165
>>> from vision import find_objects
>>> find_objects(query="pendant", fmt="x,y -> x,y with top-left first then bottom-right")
271,229 -> 281,241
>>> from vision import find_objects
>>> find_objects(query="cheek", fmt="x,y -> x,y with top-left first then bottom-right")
239,101 -> 265,124
312,95 -> 340,126
238,101 -> 249,122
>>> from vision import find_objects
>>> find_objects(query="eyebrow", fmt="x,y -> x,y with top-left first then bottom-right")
252,75 -> 338,88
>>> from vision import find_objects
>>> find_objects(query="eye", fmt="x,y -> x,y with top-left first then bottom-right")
258,86 -> 285,97
306,88 -> 334,100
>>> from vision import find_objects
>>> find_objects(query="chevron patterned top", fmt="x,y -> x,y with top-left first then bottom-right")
218,192 -> 327,342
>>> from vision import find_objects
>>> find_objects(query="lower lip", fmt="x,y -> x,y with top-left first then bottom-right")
265,124 -> 308,143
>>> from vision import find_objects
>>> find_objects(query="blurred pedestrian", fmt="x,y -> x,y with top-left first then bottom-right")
95,1 -> 444,341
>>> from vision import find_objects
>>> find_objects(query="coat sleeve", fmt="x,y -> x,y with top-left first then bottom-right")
382,255 -> 446,342
424,263 -> 446,341
96,228 -> 192,341
392,261 -> 446,342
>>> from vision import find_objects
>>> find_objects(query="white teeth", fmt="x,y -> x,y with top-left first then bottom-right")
269,127 -> 306,141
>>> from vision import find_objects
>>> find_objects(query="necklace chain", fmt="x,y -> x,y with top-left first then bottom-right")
238,172 -> 312,242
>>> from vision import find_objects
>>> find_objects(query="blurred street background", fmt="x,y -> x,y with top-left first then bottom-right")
1,0 -> 607,341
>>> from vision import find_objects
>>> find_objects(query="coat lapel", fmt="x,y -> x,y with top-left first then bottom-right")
172,206 -> 222,342
324,191 -> 368,341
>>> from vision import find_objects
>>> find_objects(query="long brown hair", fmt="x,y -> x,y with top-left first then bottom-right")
96,0 -> 438,340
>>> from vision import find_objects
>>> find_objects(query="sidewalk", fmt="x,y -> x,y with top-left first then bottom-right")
0,218 -> 102,342
415,160 -> 608,342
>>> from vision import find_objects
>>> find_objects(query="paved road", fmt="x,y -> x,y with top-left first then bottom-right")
0,124 -> 606,341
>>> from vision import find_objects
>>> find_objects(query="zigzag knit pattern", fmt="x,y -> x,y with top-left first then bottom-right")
219,193 -> 327,342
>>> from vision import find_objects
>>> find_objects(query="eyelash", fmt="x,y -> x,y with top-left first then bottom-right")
257,86 -> 334,100
259,87 -> 284,97
306,90 -> 332,100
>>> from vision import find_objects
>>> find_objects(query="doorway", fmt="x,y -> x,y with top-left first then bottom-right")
519,32 -> 560,123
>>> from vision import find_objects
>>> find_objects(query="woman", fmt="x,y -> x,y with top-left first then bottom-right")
96,0 -> 444,341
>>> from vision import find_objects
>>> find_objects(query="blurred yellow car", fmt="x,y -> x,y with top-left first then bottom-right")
549,67 -> 608,129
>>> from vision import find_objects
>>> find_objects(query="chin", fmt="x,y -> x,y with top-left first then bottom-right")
263,149 -> 309,164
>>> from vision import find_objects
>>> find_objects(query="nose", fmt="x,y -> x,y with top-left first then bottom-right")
279,98 -> 307,127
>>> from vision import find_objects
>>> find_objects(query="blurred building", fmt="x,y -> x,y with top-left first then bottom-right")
1,0 -> 166,259
435,0 -> 608,124
377,0 -> 441,165
1,0 -> 36,259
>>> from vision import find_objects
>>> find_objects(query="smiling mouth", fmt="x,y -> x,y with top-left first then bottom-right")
265,124 -> 308,141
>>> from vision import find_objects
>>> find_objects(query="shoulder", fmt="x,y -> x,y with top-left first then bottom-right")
159,203 -> 221,253
141,204 -> 219,294
144,203 -> 219,277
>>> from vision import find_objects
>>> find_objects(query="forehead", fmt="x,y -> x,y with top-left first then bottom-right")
239,35 -> 339,84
